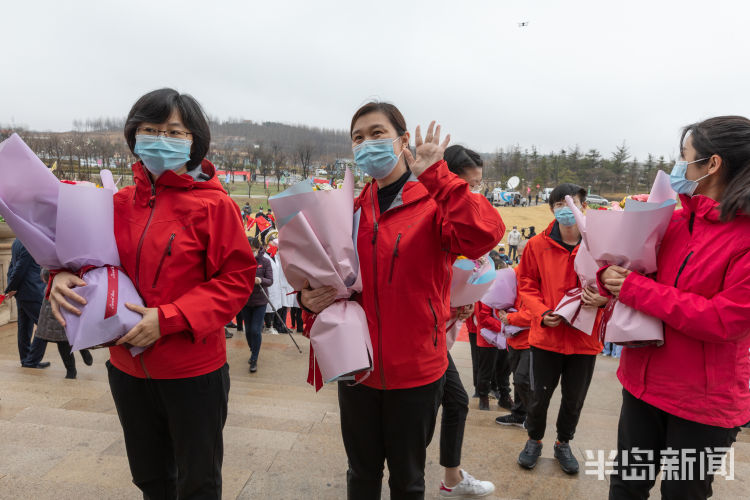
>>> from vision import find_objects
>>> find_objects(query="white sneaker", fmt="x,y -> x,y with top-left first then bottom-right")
268,327 -> 279,335
439,470 -> 495,498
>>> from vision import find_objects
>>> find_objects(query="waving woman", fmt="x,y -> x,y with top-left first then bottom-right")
301,102 -> 504,499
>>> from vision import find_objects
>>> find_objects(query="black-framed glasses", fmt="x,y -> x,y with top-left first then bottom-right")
137,126 -> 192,139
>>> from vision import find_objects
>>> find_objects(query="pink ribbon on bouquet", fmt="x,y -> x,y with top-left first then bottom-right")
557,287 -> 584,325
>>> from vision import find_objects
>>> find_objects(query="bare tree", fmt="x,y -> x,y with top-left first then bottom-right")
296,142 -> 314,179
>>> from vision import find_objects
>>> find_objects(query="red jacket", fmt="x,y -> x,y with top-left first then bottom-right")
517,221 -> 603,355
615,194 -> 750,428
466,307 -> 479,334
354,161 -> 504,389
475,299 -> 531,349
109,160 -> 255,379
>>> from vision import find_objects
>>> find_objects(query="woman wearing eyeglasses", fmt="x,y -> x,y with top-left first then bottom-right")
49,88 -> 255,499
301,102 -> 504,499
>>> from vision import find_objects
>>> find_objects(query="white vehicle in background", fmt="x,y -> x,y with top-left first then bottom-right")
540,187 -> 554,202
315,168 -> 328,176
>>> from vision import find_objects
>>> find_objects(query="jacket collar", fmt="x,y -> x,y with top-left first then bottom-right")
542,220 -> 580,254
132,159 -> 223,201
679,194 -> 722,223
366,172 -> 428,214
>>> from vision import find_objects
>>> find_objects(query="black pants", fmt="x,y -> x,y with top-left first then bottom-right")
468,332 -> 479,391
17,299 -> 47,366
338,375 -> 445,500
264,312 -> 273,328
290,307 -> 304,332
235,312 -> 243,331
509,244 -> 518,261
107,362 -> 230,500
491,348 -> 512,397
55,341 -> 76,372
508,346 -> 531,418
526,346 -> 596,442
440,353 -> 469,468
273,306 -> 288,332
609,389 -> 739,500
477,346 -> 497,397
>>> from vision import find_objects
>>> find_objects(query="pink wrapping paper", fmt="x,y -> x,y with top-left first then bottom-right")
0,134 -> 145,355
553,242 -> 599,335
565,171 -> 676,346
445,318 -> 464,351
269,169 -> 371,387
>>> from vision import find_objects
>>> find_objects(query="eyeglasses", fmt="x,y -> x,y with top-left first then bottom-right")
137,126 -> 192,139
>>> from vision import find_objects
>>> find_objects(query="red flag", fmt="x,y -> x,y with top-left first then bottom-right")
256,216 -> 272,232
244,216 -> 256,231
0,294 -> 5,306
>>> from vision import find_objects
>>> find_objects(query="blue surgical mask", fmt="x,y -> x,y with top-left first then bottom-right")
353,138 -> 403,179
669,158 -> 710,196
134,135 -> 192,177
554,207 -> 577,227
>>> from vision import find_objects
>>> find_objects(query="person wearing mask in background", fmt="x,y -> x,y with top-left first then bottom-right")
515,184 -> 608,474
507,225 -> 522,262
37,268 -> 93,378
263,232 -> 283,335
436,144 -> 495,498
243,237 -> 273,373
602,116 -> 750,499
300,102 -> 504,499
49,89 -> 254,499
6,238 -> 49,369
497,244 -> 512,266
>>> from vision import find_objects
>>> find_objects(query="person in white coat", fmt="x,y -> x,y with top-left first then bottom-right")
507,226 -> 522,262
264,249 -> 283,334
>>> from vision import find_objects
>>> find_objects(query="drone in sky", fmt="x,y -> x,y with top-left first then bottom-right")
518,21 -> 530,27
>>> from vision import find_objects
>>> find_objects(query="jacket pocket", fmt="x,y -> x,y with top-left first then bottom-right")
152,233 -> 176,288
388,233 -> 403,284
428,298 -> 438,347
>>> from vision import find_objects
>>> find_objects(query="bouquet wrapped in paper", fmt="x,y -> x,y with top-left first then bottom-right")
479,268 -> 528,348
566,170 -> 677,346
552,242 -> 600,335
269,168 -> 371,390
446,256 -> 496,349
0,134 -> 145,355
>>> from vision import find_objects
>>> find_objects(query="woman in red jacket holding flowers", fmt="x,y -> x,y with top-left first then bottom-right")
301,102 -> 504,499
49,89 -> 255,499
602,116 -> 750,499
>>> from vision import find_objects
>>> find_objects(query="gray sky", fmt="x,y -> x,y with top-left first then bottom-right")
3,0 -> 749,159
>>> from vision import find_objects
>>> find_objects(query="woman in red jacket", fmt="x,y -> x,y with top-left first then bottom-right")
301,102 -> 504,499
49,89 -> 255,499
602,116 -> 750,499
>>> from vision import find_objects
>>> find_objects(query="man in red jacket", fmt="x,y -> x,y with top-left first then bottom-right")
515,183 -> 608,474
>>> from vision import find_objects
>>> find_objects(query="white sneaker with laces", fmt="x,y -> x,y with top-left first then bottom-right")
268,327 -> 279,335
438,470 -> 495,498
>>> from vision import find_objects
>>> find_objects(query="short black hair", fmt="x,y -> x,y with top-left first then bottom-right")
249,237 -> 261,250
548,183 -> 587,208
124,88 -> 211,170
444,145 -> 483,176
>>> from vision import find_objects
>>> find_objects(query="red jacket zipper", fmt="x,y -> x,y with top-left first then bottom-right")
370,188 -> 386,389
134,181 -> 157,379
152,233 -> 176,288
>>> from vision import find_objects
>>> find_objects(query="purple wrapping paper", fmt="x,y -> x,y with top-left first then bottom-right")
480,268 -> 518,310
0,134 -> 145,355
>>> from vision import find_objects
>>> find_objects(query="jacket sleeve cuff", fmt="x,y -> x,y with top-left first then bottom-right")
416,160 -> 450,193
617,272 -> 644,308
158,303 -> 189,336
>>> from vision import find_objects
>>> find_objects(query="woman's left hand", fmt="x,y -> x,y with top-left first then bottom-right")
404,121 -> 451,177
581,285 -> 609,307
601,266 -> 632,297
456,303 -> 474,320
116,303 -> 162,347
